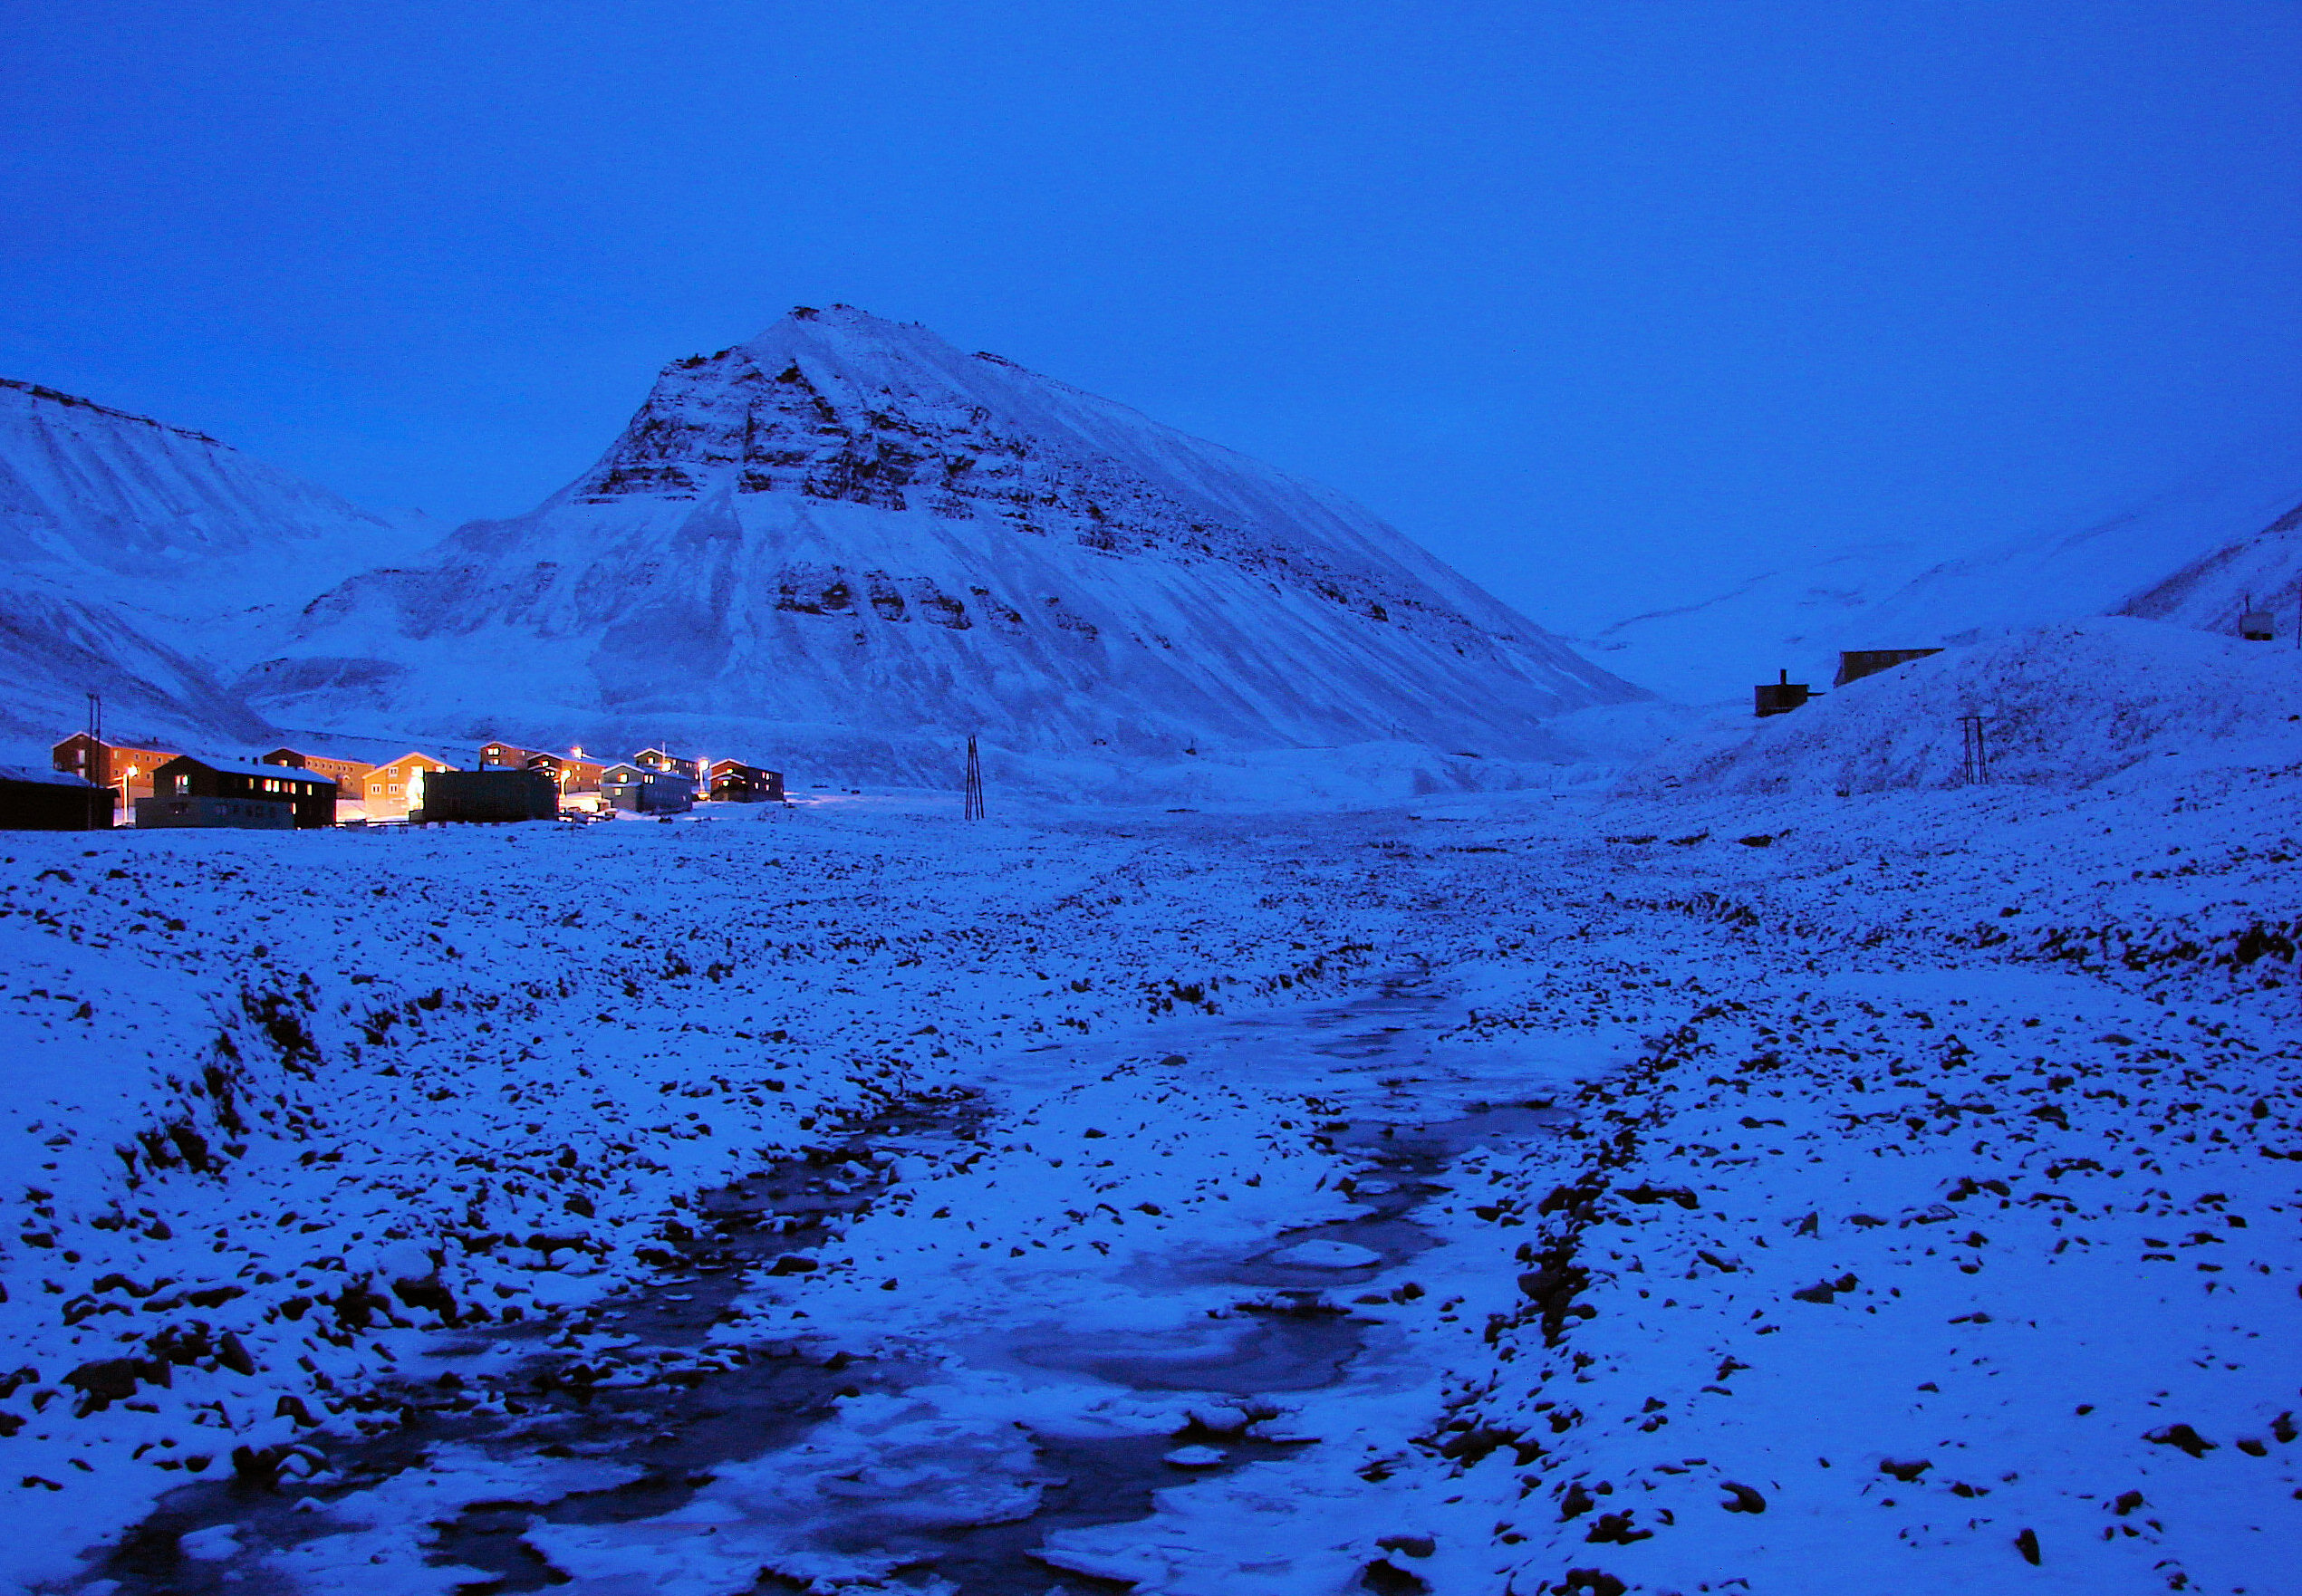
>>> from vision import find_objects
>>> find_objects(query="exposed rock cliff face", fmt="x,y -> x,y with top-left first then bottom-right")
250,307 -> 1642,790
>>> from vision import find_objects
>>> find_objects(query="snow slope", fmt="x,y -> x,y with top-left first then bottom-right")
0,378 -> 423,626
2122,497 -> 2302,639
3,755 -> 2296,1594
246,308 -> 1642,791
1585,437 -> 2302,705
1624,617 -> 2302,797
0,379 -> 427,752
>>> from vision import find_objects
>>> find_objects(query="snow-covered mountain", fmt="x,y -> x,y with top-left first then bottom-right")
246,307 -> 1642,790
1584,436 -> 2302,704
0,378 -> 425,750
2118,495 -> 2302,635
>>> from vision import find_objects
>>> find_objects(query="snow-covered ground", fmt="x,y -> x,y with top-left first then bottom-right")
1,692 -> 2295,1595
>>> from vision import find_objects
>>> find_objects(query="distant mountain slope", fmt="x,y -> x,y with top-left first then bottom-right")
1571,540 -> 1941,705
248,306 -> 1642,787
0,378 -> 421,622
0,574 -> 271,750
2119,497 -> 2302,637
1852,440 -> 2302,651
0,378 -> 429,752
1587,437 -> 2302,704
1628,617 -> 2302,796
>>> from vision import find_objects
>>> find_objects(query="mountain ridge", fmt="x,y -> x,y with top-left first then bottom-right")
242,306 -> 1642,793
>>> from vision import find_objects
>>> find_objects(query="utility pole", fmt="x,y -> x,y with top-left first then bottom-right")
1959,715 -> 1990,786
85,692 -> 101,742
963,736 -> 986,822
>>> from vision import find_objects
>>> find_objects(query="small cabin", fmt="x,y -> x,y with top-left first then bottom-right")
143,755 -> 336,829
1834,648 -> 1942,687
707,759 -> 785,803
2240,608 -> 2275,642
414,768 -> 560,824
1754,670 -> 1812,717
0,765 -> 111,831
602,763 -> 694,814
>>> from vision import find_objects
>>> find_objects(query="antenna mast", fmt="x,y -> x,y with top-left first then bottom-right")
963,736 -> 986,822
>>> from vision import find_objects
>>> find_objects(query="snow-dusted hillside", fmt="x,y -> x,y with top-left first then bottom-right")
1571,539 -> 1941,706
246,308 -> 1641,790
1586,437 -> 2302,705
0,379 -> 426,751
1625,617 -> 2302,797
4,760 -> 2296,1593
2121,497 -> 2302,636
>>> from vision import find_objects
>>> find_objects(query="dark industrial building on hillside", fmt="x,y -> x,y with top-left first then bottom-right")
1754,670 -> 1813,717
1835,648 -> 1942,687
0,765 -> 112,830
414,768 -> 560,823
140,755 -> 338,829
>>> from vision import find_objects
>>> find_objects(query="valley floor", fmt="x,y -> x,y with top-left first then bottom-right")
0,770 -> 2295,1595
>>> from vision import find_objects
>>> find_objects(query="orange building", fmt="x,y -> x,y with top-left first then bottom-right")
263,747 -> 372,791
526,751 -> 605,795
359,751 -> 456,819
52,734 -> 178,810
478,738 -> 543,769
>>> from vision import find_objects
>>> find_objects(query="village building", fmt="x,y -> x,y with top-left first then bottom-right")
415,768 -> 560,823
632,748 -> 701,793
262,746 -> 373,789
478,738 -> 544,769
526,751 -> 606,795
51,733 -> 178,811
359,752 -> 456,819
707,759 -> 785,803
0,765 -> 112,831
601,763 -> 694,814
140,755 -> 336,830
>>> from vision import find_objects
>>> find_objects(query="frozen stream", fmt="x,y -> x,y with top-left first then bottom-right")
63,977 -> 1585,1596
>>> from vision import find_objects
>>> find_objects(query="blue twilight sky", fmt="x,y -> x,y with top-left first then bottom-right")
4,1 -> 2298,634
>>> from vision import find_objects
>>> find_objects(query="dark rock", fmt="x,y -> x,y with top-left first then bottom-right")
2143,1423 -> 2216,1458
1584,1512 -> 1651,1544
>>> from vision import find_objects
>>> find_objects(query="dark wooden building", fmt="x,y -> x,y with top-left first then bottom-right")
415,768 -> 560,823
1754,669 -> 1813,717
143,755 -> 337,829
1834,648 -> 1942,687
602,763 -> 693,814
707,759 -> 785,803
0,764 -> 111,830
